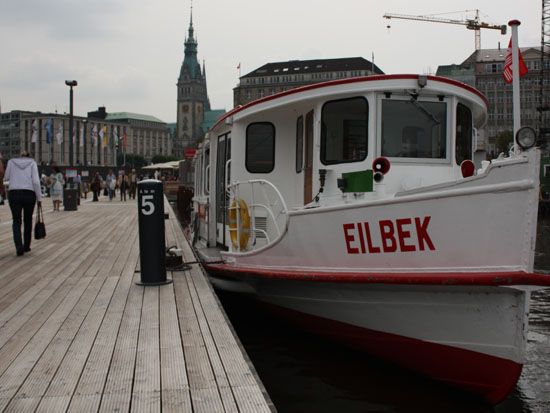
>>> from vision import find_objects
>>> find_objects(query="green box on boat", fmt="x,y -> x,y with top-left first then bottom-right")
341,169 -> 373,192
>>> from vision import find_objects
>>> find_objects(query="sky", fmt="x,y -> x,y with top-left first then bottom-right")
0,1 -> 542,123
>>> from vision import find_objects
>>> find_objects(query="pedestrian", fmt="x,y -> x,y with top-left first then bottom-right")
0,152 -> 5,205
50,166 -> 64,211
106,169 -> 116,201
82,180 -> 89,199
128,168 -> 137,199
91,172 -> 101,202
75,173 -> 82,198
119,171 -> 128,201
3,151 -> 42,256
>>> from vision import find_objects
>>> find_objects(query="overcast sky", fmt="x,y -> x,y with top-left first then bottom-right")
0,0 -> 541,123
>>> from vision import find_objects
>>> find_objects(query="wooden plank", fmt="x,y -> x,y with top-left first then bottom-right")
0,215 -> 123,352
131,286 -> 161,411
67,233 -> 139,412
159,283 -> 191,411
3,216 -> 133,410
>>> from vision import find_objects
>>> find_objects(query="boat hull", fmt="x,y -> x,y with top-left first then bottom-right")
205,267 -> 528,404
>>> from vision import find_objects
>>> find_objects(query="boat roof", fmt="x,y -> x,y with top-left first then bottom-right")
211,74 -> 487,132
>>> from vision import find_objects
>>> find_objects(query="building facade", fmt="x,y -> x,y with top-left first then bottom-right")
437,47 -> 550,155
0,108 -> 171,166
175,12 -> 210,158
233,57 -> 384,107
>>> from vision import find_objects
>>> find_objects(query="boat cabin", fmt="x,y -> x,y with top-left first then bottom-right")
192,74 -> 487,253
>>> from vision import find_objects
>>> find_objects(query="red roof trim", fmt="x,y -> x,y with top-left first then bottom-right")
212,74 -> 487,131
204,264 -> 550,287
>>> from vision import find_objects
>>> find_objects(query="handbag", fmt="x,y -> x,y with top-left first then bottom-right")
34,205 -> 46,240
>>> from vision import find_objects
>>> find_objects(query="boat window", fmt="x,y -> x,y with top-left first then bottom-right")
381,99 -> 447,159
246,122 -> 275,173
455,103 -> 473,164
321,97 -> 368,165
296,116 -> 304,173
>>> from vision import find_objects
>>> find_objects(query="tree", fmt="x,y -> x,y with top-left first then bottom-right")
117,153 -> 147,168
495,130 -> 514,155
151,154 -> 179,164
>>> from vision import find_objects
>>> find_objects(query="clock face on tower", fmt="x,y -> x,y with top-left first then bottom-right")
182,105 -> 189,113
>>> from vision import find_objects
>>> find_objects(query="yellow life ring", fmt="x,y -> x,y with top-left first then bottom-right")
228,198 -> 251,250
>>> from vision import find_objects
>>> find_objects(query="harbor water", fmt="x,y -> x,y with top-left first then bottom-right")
212,217 -> 550,413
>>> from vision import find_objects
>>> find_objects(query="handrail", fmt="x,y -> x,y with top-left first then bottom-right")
228,179 -> 289,253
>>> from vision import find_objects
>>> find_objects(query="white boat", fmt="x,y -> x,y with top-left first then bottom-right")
191,74 -> 550,404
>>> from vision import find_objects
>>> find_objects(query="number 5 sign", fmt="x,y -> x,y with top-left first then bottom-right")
136,179 -> 171,285
141,194 -> 155,215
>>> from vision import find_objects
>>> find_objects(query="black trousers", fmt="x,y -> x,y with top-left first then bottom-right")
8,190 -> 36,253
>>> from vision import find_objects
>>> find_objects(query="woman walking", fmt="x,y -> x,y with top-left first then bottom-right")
3,151 -> 42,256
91,172 -> 102,202
50,166 -> 64,211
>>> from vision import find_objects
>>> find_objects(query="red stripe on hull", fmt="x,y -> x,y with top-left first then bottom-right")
265,302 -> 522,405
205,263 -> 550,287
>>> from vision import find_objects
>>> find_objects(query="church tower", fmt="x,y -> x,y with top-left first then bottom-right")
176,6 -> 210,158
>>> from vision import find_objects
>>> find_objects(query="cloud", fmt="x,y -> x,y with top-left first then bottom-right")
0,0 -> 126,40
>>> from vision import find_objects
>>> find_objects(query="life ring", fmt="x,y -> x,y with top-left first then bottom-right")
228,198 -> 251,250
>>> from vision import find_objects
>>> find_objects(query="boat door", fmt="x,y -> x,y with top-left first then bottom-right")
304,110 -> 314,204
216,133 -> 231,247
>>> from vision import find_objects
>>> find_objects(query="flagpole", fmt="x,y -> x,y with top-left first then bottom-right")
509,20 -> 521,153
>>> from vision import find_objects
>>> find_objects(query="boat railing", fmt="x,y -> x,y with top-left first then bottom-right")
228,179 -> 289,253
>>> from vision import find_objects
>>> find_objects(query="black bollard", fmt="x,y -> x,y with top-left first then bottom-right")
136,179 -> 172,285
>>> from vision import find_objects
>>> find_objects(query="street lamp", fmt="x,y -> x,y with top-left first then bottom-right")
65,80 -> 77,166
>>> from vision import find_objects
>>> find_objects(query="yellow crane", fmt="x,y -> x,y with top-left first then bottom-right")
383,9 -> 507,50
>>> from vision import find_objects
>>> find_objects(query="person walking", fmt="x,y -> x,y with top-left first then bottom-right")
91,172 -> 101,202
119,172 -> 128,201
49,166 -> 64,211
82,180 -> 89,199
3,151 -> 42,256
106,169 -> 116,201
0,152 -> 5,205
128,168 -> 137,199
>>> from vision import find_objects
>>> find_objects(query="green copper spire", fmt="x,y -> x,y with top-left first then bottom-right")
183,2 -> 200,79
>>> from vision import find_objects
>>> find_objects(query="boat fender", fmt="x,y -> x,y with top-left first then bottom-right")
228,198 -> 251,251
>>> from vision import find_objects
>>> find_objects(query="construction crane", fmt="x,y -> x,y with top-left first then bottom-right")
383,9 -> 507,50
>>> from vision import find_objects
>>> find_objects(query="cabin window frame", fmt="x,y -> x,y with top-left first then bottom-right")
378,95 -> 451,164
320,96 -> 369,166
455,102 -> 473,165
296,115 -> 304,173
245,122 -> 276,174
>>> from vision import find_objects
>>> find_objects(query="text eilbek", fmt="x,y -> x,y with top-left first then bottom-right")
343,216 -> 436,254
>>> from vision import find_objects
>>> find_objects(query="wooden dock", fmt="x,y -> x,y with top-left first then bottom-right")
0,196 -> 274,412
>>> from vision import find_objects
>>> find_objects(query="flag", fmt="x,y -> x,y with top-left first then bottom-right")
45,118 -> 53,144
99,124 -> 105,146
31,119 -> 38,143
56,121 -> 63,144
72,125 -> 77,145
102,126 -> 108,146
122,128 -> 127,149
113,126 -> 119,147
503,38 -> 528,84
92,124 -> 98,147
79,124 -> 84,146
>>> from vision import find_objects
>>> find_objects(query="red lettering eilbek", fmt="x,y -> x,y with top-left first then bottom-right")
342,216 -> 436,254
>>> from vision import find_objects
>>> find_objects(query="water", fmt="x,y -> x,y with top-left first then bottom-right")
213,218 -> 550,413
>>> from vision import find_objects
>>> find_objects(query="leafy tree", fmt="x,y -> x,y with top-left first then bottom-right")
495,130 -> 514,154
117,153 -> 147,168
151,154 -> 179,164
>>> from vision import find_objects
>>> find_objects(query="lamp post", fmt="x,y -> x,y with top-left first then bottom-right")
65,80 -> 77,166
82,119 -> 87,165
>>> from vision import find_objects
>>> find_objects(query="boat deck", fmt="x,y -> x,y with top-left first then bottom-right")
0,196 -> 273,412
